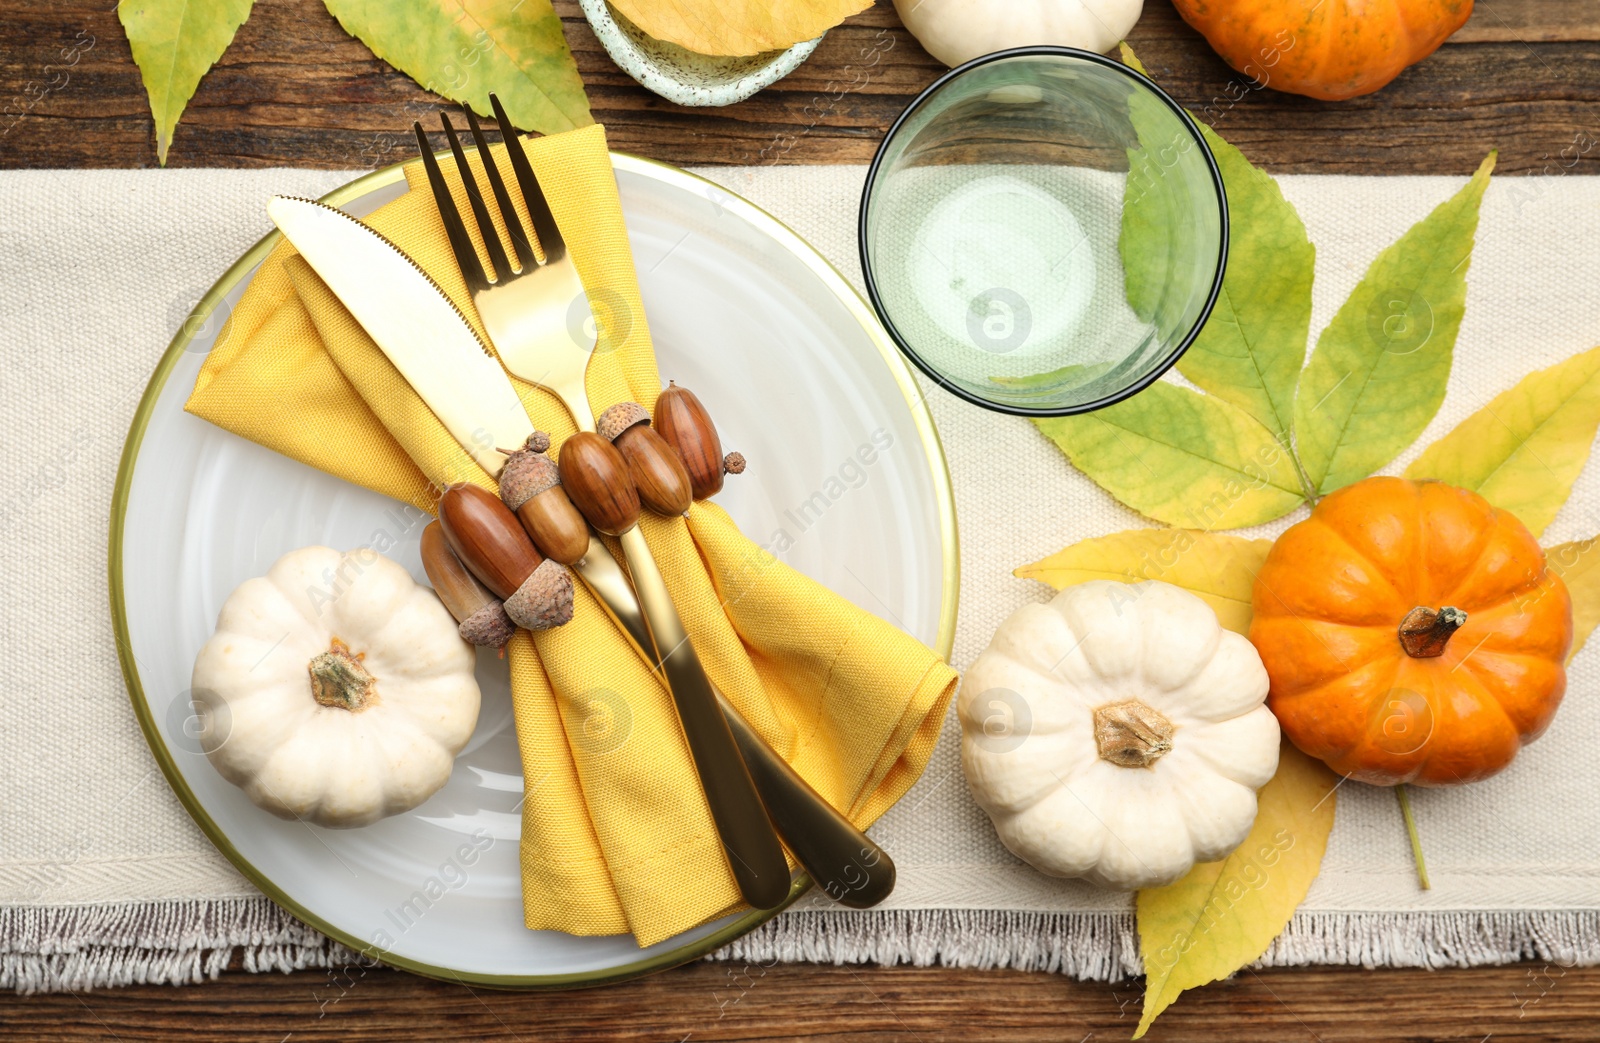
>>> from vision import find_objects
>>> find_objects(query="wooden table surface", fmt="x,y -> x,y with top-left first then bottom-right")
3,0 -> 1597,173
4,1 -> 1598,1039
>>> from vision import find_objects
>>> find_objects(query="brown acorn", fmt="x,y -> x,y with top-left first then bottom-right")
420,520 -> 515,648
597,402 -> 693,517
654,382 -> 742,500
557,431 -> 641,536
500,433 -> 590,565
437,484 -> 573,630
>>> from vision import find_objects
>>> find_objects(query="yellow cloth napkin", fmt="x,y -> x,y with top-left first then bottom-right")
186,124 -> 958,947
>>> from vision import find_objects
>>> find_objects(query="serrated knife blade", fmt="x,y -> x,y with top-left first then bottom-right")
266,196 -> 532,478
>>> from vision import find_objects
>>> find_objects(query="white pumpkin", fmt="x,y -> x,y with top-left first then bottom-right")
893,0 -> 1145,68
958,580 -> 1279,889
191,546 -> 480,828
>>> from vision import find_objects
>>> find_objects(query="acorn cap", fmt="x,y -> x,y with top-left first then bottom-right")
500,440 -> 561,511
458,599 -> 516,648
597,402 -> 649,444
723,452 -> 746,475
503,560 -> 575,630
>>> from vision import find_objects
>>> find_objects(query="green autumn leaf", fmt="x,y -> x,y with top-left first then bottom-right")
1034,382 -> 1305,530
1405,345 -> 1600,537
1547,538 -> 1600,663
119,0 -> 255,165
1173,126 -> 1313,440
1119,48 -> 1314,442
1293,153 -> 1496,496
1135,742 -> 1339,1038
323,0 -> 591,135
989,361 -> 1115,390
1016,529 -> 1271,636
1118,49 -> 1204,352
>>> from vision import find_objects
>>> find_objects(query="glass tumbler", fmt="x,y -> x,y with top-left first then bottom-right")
860,47 -> 1228,416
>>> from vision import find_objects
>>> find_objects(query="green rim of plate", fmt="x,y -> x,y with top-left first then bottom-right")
107,150 -> 960,989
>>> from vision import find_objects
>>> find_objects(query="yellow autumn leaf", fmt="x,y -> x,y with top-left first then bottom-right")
1405,345 -> 1600,537
1134,742 -> 1339,1038
607,0 -> 872,57
323,0 -> 591,135
120,0 -> 256,165
1016,529 -> 1272,636
1547,538 -> 1600,663
1035,383 -> 1308,531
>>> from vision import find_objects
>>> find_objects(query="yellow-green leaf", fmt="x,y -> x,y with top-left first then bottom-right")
608,0 -> 872,57
1118,49 -> 1207,357
1547,538 -> 1600,663
119,0 -> 255,165
1405,346 -> 1600,537
1034,382 -> 1306,530
1120,98 -> 1314,440
989,361 -> 1115,390
1134,743 -> 1339,1038
323,0 -> 590,136
1293,153 -> 1496,496
1016,529 -> 1271,636
1176,124 -> 1314,440
1119,42 -> 1149,76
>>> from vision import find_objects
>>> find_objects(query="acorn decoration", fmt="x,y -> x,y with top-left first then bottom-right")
500,433 -> 590,565
420,521 -> 516,648
556,431 -> 641,536
597,402 -> 693,517
653,382 -> 744,500
437,484 -> 575,630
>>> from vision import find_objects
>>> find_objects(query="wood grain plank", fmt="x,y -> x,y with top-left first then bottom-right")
4,960 -> 1597,1042
0,1 -> 1595,173
1455,0 -> 1600,42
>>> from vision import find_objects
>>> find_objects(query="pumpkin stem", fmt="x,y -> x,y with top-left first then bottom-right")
1398,606 -> 1467,658
308,638 -> 378,712
1093,700 -> 1175,768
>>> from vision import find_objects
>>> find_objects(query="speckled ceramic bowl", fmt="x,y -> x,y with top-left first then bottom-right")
579,0 -> 823,107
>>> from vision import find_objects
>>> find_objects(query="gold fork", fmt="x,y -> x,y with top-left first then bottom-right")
412,102 -> 857,912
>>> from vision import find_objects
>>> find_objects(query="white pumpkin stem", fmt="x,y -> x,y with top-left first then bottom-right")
308,638 -> 378,712
1093,700 -> 1174,768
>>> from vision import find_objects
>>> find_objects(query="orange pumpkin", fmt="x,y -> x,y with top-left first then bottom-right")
1170,0 -> 1474,101
1250,477 -> 1570,786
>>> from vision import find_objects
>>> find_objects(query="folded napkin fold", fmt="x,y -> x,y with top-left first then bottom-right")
185,124 -> 958,946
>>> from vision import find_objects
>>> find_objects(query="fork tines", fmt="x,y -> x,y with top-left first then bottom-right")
412,93 -> 567,293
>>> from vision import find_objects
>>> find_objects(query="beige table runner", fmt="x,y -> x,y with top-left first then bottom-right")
4,164 -> 1599,992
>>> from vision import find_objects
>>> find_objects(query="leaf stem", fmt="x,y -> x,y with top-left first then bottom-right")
1396,785 -> 1431,890
1282,435 -> 1321,507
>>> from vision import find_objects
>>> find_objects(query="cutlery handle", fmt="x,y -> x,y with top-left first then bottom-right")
719,698 -> 896,909
616,526 -> 790,910
573,538 -> 894,908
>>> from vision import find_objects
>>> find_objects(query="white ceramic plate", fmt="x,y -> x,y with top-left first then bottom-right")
111,154 -> 958,986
